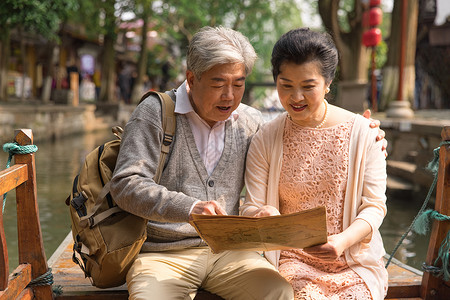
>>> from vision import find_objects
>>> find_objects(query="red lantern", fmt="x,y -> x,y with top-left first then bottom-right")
362,28 -> 382,47
363,11 -> 370,27
369,7 -> 383,26
363,7 -> 383,28
370,0 -> 381,7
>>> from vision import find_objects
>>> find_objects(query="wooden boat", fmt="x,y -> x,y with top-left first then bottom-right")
1,127 -> 449,299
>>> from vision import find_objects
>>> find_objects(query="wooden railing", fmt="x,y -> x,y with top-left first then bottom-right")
421,126 -> 450,299
0,129 -> 53,300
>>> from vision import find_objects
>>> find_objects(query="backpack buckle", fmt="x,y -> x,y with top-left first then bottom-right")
71,191 -> 88,217
88,216 -> 95,229
163,134 -> 173,146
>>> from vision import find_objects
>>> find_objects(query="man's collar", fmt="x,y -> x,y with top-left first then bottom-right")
174,81 -> 194,114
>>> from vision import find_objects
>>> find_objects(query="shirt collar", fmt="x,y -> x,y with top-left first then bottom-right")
174,80 -> 239,121
174,81 -> 194,114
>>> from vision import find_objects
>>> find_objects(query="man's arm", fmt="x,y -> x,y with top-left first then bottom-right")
110,99 -> 197,223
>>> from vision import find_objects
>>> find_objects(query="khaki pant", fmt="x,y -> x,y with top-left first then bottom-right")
127,247 -> 293,300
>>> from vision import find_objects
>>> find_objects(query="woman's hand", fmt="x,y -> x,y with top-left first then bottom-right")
304,219 -> 373,261
302,234 -> 347,261
251,205 -> 280,218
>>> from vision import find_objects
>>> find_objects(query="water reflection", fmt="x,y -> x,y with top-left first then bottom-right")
0,128 -> 432,271
380,188 -> 433,269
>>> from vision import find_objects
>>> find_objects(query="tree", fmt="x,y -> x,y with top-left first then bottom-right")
100,0 -> 121,103
379,0 -> 419,110
317,0 -> 368,82
129,0 -> 153,104
0,0 -> 77,101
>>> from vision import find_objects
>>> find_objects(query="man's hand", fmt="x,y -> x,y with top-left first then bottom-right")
363,109 -> 388,157
189,200 -> 227,221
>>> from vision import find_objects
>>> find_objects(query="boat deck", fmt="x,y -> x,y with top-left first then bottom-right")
49,233 -> 424,300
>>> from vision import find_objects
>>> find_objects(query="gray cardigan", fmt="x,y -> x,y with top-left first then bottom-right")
110,90 -> 263,251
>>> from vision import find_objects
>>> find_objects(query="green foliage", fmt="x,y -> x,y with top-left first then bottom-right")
150,0 -> 303,82
68,0 -> 133,40
146,44 -> 165,79
242,1 -> 304,82
336,0 -> 355,32
0,0 -> 78,41
375,40 -> 387,69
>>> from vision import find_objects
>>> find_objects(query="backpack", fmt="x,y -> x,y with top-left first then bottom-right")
66,91 -> 176,288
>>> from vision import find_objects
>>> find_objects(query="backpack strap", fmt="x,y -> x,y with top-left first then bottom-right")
144,91 -> 176,184
80,91 -> 176,228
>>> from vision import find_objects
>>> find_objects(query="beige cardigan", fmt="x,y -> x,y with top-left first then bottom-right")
241,112 -> 388,300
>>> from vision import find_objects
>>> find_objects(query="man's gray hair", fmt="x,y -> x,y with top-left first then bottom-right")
187,26 -> 257,78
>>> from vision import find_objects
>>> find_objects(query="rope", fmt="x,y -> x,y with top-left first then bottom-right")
413,209 -> 450,281
2,142 -> 38,213
385,140 -> 450,269
27,268 -> 54,287
414,209 -> 450,235
52,284 -> 63,295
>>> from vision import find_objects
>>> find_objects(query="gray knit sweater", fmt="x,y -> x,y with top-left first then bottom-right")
110,90 -> 264,251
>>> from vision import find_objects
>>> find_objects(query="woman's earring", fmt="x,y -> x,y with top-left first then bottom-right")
326,87 -> 330,93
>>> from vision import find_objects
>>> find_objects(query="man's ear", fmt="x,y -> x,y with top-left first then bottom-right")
186,70 -> 195,89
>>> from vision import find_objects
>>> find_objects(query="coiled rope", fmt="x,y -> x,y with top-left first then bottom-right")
384,141 -> 450,282
414,209 -> 450,281
27,268 -> 54,287
2,142 -> 38,213
25,267 -> 62,293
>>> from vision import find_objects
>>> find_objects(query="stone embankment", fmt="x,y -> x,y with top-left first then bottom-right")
376,110 -> 450,199
0,102 -> 135,144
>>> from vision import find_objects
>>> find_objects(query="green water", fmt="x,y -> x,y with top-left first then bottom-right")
0,129 -> 432,271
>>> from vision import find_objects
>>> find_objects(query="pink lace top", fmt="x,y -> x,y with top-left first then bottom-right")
278,116 -> 372,299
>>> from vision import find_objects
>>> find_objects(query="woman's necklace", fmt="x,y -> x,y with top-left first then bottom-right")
315,99 -> 328,129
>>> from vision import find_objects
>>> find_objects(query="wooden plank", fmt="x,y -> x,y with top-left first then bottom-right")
0,264 -> 32,300
0,208 -> 8,291
420,127 -> 450,300
0,164 -> 27,290
55,293 -> 127,300
13,129 -> 54,300
387,298 -> 422,300
385,256 -> 422,298
16,287 -> 34,300
50,233 -> 128,299
0,164 -> 28,195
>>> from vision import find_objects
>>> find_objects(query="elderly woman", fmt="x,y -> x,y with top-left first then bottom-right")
241,28 -> 388,300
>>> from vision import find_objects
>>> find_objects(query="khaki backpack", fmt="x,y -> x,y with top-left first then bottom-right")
66,91 -> 175,288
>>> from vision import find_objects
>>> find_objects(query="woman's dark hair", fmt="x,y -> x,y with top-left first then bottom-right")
271,28 -> 338,84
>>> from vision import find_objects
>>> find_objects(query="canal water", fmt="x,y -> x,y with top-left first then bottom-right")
0,127 -> 433,271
